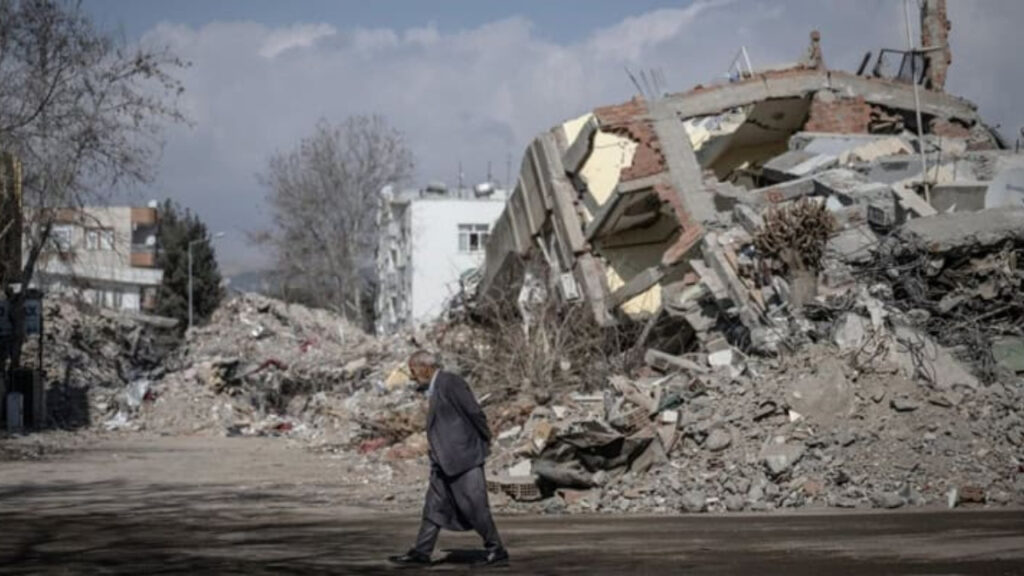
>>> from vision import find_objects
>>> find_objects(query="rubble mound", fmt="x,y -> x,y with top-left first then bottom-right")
482,327 -> 1023,514
29,298 -> 178,430
137,293 -> 417,439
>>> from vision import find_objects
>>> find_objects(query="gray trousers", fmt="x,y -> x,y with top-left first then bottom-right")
414,465 -> 502,554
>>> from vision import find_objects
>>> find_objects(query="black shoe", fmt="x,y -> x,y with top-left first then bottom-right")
388,550 -> 432,567
479,548 -> 509,567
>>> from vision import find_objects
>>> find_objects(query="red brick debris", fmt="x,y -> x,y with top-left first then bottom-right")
593,97 -> 667,182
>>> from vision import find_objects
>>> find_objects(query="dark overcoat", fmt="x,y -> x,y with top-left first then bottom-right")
421,371 -> 493,531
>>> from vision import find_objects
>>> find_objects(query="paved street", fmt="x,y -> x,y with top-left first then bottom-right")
1,436 -> 1022,575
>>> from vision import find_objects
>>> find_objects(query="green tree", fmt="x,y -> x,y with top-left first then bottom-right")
155,200 -> 224,328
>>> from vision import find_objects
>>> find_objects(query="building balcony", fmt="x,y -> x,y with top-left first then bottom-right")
131,207 -> 158,226
131,245 -> 157,268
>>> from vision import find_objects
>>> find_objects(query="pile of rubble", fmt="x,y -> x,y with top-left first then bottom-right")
136,293 -> 419,440
480,280 -> 1023,514
26,298 -> 178,430
437,12 -> 1024,513
27,292 -> 424,446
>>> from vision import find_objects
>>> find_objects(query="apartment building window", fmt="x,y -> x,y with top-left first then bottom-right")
50,225 -> 73,251
458,224 -> 490,253
86,229 -> 115,251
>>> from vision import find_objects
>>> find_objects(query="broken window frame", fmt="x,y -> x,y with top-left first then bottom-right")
872,49 -> 927,85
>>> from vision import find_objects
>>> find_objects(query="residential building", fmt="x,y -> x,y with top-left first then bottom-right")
375,182 -> 507,335
33,204 -> 163,312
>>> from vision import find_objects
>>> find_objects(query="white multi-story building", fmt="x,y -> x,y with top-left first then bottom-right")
33,204 -> 163,312
375,183 -> 507,335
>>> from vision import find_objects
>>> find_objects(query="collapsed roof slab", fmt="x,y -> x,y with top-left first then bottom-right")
649,99 -> 718,226
664,69 -> 984,128
896,206 -> 1024,254
585,175 -> 667,241
562,115 -> 600,174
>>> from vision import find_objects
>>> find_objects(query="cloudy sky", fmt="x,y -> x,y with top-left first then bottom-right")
83,0 -> 1024,275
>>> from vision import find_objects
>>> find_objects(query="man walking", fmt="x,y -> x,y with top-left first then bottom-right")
388,351 -> 509,567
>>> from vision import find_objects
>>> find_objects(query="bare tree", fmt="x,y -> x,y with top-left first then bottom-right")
0,0 -> 188,368
258,116 -> 414,327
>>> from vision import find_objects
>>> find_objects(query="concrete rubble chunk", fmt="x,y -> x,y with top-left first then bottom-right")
508,460 -> 533,478
785,357 -> 854,424
992,337 -> 1024,374
888,325 -> 979,391
871,491 -> 905,509
833,313 -> 869,351
705,428 -> 732,452
896,207 -> 1024,255
761,442 -> 806,476
724,494 -> 745,512
681,490 -> 707,513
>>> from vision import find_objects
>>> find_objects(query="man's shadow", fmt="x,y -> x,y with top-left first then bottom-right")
435,548 -> 490,565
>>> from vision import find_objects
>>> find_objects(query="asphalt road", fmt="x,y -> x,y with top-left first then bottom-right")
1,435 -> 1022,575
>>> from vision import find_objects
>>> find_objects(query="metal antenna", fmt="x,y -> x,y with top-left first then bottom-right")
625,65 -> 644,98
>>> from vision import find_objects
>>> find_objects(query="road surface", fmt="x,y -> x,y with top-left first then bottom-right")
1,435 -> 1022,575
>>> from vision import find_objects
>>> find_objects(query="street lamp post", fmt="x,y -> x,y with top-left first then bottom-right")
189,232 -> 225,331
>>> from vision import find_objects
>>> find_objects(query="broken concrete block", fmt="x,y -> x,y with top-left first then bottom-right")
498,425 -> 523,441
508,460 -> 533,478
833,313 -> 869,351
896,206 -> 1024,255
888,325 -> 979,390
827,225 -> 877,265
763,150 -> 837,182
786,358 -> 855,425
680,490 -> 707,513
733,204 -> 764,235
761,441 -> 806,476
992,336 -> 1024,374
871,491 -> 905,509
707,349 -> 734,368
705,428 -> 732,452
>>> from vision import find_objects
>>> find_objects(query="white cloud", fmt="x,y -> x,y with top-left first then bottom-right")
259,23 -> 336,58
588,0 -> 734,61
136,1 -> 1023,274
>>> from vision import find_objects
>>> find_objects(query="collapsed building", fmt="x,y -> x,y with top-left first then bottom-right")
474,0 -> 1020,353
448,1 -> 1024,512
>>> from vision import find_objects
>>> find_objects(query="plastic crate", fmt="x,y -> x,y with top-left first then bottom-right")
487,476 -> 543,502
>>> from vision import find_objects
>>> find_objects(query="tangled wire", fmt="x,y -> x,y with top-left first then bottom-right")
856,240 -> 1024,383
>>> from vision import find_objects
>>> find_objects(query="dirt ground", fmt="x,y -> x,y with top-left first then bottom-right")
1,434 -> 1023,575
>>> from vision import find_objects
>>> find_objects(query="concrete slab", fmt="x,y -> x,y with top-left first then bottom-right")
896,206 -> 1024,254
